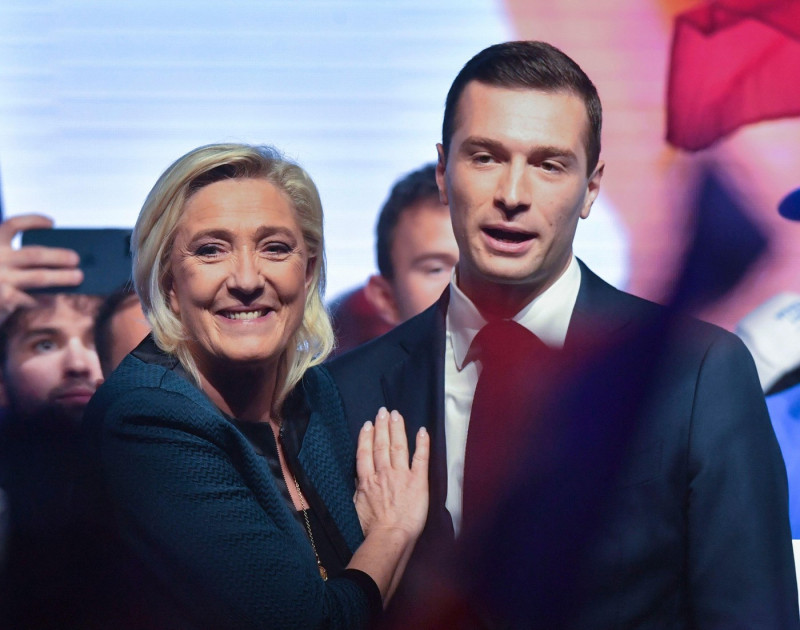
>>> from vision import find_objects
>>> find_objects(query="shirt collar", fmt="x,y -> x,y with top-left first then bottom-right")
447,256 -> 582,370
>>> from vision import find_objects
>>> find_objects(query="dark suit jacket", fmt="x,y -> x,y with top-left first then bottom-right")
326,261 -> 800,629
82,336 -> 376,630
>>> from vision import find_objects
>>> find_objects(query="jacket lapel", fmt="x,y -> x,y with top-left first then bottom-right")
566,259 -> 636,352
380,292 -> 453,539
296,408 -> 364,555
286,370 -> 364,559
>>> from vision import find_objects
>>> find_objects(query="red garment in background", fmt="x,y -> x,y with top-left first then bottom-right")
667,0 -> 800,151
327,285 -> 392,357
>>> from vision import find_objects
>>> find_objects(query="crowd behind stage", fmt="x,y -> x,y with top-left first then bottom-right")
0,39 -> 799,630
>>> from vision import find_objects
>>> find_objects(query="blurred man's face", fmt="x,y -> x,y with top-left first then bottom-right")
367,200 -> 458,325
105,294 -> 151,375
0,295 -> 102,427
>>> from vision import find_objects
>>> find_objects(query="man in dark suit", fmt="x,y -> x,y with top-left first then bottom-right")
327,41 -> 799,628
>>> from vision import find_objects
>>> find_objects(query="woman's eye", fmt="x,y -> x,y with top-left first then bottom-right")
195,243 -> 223,257
264,242 -> 292,256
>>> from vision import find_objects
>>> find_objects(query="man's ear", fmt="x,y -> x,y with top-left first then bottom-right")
581,161 -> 605,220
364,274 -> 401,326
435,143 -> 449,206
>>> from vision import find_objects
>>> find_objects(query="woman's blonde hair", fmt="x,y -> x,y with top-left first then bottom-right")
132,143 -> 333,412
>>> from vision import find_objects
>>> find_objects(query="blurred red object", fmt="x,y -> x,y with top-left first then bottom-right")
327,285 -> 392,357
667,0 -> 800,151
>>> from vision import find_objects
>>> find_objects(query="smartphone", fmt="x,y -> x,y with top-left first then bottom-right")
20,227 -> 134,296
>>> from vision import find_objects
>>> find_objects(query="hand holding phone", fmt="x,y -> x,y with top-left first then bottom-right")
20,226 -> 133,296
0,214 -> 83,324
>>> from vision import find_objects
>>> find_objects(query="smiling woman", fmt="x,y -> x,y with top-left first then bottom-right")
167,178 -> 314,407
81,143 -> 429,630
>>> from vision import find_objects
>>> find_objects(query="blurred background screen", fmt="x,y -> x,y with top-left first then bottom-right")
2,0 -> 799,329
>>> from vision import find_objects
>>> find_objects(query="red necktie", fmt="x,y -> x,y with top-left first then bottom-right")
461,319 -> 550,534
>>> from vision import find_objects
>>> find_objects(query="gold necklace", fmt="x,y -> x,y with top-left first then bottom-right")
275,421 -> 327,581
293,475 -> 328,581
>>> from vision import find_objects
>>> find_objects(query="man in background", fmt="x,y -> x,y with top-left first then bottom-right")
94,285 -> 151,377
329,164 -> 458,354
0,214 -> 107,628
0,213 -> 101,429
0,293 -> 101,430
362,163 -> 458,326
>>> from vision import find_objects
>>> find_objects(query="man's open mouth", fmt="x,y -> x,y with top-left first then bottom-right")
483,227 -> 533,243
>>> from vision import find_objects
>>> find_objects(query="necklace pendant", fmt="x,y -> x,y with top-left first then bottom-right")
318,564 -> 328,581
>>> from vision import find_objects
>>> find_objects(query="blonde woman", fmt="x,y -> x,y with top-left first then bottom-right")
83,144 -> 428,629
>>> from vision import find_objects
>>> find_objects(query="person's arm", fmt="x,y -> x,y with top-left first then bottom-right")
349,407 -> 429,606
687,331 -> 800,628
0,214 -> 81,324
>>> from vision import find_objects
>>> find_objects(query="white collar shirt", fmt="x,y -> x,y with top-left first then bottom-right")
443,256 -> 582,536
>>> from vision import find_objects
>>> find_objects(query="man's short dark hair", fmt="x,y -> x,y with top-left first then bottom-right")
442,41 -> 602,175
375,163 -> 441,280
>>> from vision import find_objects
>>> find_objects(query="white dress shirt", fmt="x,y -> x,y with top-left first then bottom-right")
444,256 -> 582,535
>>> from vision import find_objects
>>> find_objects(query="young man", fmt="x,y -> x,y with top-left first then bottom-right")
327,41 -> 798,627
0,293 -> 104,626
0,215 -> 106,627
0,293 -> 102,429
0,211 -> 101,429
363,164 -> 458,326
94,285 -> 151,377
329,164 -> 458,354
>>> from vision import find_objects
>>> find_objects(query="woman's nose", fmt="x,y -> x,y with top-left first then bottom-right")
228,252 -> 264,296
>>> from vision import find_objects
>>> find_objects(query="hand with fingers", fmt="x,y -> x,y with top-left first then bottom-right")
347,407 -> 429,606
355,407 -> 429,538
0,214 -> 82,324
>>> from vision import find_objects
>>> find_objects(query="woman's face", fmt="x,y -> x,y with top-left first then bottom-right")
168,177 -> 313,375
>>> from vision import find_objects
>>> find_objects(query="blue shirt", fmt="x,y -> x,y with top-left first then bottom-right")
767,382 -> 800,537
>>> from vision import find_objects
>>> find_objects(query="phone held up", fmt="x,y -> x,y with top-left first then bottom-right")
21,227 -> 133,296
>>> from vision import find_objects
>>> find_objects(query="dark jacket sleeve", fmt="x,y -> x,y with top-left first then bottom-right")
87,375 -> 373,630
687,331 -> 799,628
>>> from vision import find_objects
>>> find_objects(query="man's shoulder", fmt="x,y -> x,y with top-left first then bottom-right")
326,300 -> 443,379
623,289 -> 743,350
577,262 -> 740,347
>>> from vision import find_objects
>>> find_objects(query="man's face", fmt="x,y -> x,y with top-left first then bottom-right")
370,199 -> 458,324
0,295 -> 102,426
436,82 -> 603,314
390,200 -> 459,321
106,294 -> 151,375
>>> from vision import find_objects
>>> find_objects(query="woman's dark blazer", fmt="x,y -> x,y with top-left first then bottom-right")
82,336 -> 373,630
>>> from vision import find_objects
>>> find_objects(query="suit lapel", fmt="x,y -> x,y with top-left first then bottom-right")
381,292 -> 453,538
566,259 -> 636,352
380,291 -> 448,432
